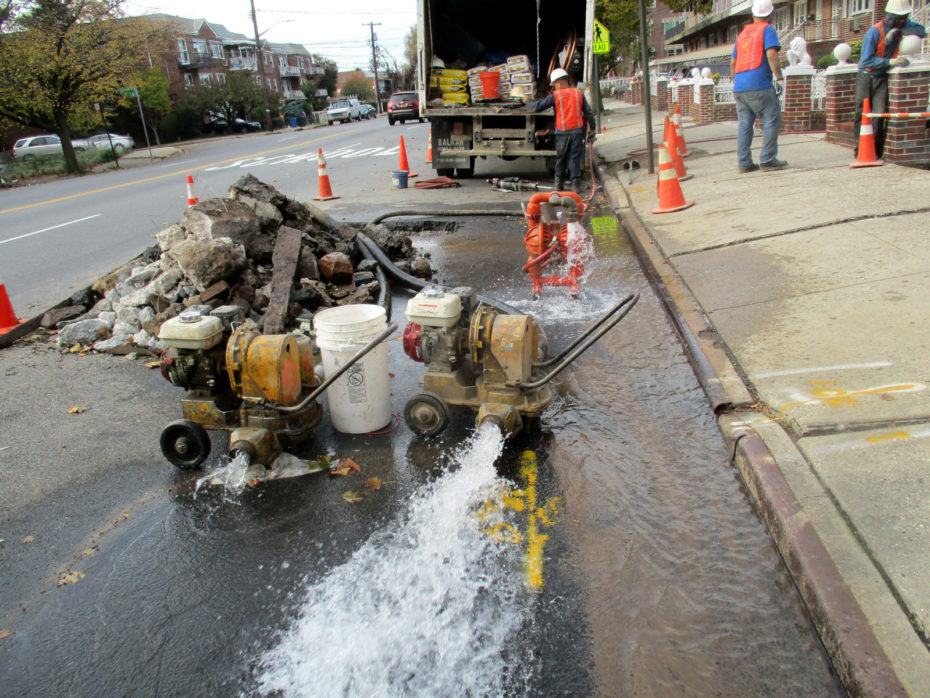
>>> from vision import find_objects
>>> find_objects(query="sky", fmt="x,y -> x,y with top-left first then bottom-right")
121,0 -> 418,72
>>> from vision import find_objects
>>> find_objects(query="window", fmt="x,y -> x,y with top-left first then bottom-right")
184,73 -> 194,87
210,41 -> 225,60
215,72 -> 226,84
177,38 -> 190,65
278,55 -> 287,70
192,39 -> 207,57
199,73 -> 212,86
793,0 -> 807,25
772,6 -> 789,30
846,0 -> 871,15
727,24 -> 740,42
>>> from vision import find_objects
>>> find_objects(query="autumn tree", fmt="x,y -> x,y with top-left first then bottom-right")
341,71 -> 374,101
300,54 -> 337,110
0,0 -> 168,172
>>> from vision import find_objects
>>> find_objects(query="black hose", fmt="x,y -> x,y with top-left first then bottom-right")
365,209 -> 522,228
356,235 -> 391,314
357,232 -> 525,316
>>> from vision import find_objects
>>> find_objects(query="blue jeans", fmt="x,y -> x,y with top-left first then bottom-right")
734,88 -> 781,168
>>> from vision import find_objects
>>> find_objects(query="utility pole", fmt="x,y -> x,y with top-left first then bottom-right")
364,21 -> 383,113
250,0 -> 274,131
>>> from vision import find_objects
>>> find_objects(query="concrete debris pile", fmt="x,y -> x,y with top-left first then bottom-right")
53,174 -> 433,353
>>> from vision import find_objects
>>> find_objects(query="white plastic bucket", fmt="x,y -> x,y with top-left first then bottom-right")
313,304 -> 391,433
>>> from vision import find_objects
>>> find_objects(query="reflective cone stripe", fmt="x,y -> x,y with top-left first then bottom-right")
673,105 -> 689,157
652,145 -> 695,215
851,98 -> 884,169
186,175 -> 198,207
0,276 -> 22,335
426,128 -> 433,164
312,148 -> 340,201
398,135 -> 418,178
667,127 -> 691,182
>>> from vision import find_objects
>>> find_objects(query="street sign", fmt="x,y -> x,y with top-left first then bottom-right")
593,20 -> 610,54
117,87 -> 138,98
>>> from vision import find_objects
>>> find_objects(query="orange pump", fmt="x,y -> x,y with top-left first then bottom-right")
523,191 -> 590,298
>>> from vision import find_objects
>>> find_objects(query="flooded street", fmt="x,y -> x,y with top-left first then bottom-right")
0,201 -> 843,696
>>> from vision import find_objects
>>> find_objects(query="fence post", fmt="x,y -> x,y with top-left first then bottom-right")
825,61 -> 858,148
885,62 -> 930,166
783,72 -> 813,132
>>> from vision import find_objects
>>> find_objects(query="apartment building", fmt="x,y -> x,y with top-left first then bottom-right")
145,14 -> 324,102
652,0 -> 929,75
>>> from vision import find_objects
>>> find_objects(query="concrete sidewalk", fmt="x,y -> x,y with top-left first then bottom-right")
595,98 -> 930,695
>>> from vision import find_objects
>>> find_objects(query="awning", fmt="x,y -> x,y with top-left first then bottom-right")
650,44 -> 735,67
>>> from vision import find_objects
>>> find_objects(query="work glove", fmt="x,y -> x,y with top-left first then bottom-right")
894,56 -> 910,67
775,80 -> 784,96
586,132 -> 596,143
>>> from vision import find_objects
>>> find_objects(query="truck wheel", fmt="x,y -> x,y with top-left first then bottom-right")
455,157 -> 476,179
404,392 -> 450,437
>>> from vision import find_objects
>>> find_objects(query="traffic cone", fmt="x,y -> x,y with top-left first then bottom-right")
850,98 -> 884,169
426,128 -> 433,164
0,277 -> 23,335
313,148 -> 340,201
652,144 -> 694,215
667,126 -> 691,182
663,115 -> 671,145
398,136 -> 418,178
186,175 -> 199,207
673,105 -> 689,157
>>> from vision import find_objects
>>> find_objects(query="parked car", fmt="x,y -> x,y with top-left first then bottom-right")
86,133 -> 134,155
201,117 -> 262,135
326,98 -> 361,124
386,91 -> 422,126
12,134 -> 88,160
359,104 -> 377,120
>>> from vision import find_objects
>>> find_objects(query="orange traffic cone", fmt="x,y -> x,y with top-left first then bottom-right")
652,144 -> 694,215
663,115 -> 671,145
851,98 -> 884,169
0,276 -> 23,335
398,136 -> 418,178
186,175 -> 199,207
673,105 -> 689,157
313,148 -> 340,201
426,128 -> 433,164
667,126 -> 691,182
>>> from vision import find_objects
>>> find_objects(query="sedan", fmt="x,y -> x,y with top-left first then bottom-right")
359,104 -> 377,120
12,134 -> 88,160
202,117 -> 262,135
86,133 -> 134,155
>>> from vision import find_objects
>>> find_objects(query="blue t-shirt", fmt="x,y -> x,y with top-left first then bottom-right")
732,24 -> 780,92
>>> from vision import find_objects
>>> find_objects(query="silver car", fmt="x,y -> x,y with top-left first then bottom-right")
87,133 -> 134,155
12,134 -> 88,160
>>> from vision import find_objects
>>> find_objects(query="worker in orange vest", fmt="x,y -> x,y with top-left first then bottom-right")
524,68 -> 595,194
854,0 -> 925,158
730,0 -> 785,173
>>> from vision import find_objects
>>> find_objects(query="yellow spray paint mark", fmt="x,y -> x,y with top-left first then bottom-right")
590,216 -> 618,238
865,431 -> 911,443
478,449 -> 559,590
780,382 -> 921,413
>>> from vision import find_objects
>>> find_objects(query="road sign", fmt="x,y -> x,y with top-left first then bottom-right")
593,20 -> 610,54
117,87 -> 138,98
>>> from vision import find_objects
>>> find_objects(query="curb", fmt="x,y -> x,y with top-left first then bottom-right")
594,158 -> 908,696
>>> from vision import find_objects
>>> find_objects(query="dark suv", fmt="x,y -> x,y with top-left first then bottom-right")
386,91 -> 422,126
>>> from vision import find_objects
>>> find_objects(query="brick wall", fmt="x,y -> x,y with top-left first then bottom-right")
652,78 -> 668,111
783,74 -> 813,132
695,82 -> 715,123
825,68 -> 858,147
885,66 -> 930,166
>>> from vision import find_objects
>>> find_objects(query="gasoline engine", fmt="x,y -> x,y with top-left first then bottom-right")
523,191 -> 591,298
402,287 -> 640,438
157,305 -> 395,470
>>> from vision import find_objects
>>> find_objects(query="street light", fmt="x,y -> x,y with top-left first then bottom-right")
249,0 -> 294,131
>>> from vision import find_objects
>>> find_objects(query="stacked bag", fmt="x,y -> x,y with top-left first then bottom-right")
430,67 -> 469,106
465,55 -> 536,102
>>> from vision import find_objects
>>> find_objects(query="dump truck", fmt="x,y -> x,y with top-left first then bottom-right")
416,0 -> 596,178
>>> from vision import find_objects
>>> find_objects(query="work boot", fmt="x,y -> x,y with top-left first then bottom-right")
572,179 -> 584,195
554,177 -> 564,192
760,158 -> 788,171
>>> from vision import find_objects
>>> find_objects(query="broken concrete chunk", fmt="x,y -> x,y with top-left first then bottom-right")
167,237 -> 247,292
42,305 -> 85,329
113,320 -> 140,336
411,256 -> 433,278
97,311 -> 117,328
296,246 -> 320,281
318,252 -> 353,284
58,319 -> 110,346
156,224 -> 187,253
93,334 -> 135,354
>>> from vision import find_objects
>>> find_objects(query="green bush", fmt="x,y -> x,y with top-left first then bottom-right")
1,147 -> 116,180
817,54 -> 838,69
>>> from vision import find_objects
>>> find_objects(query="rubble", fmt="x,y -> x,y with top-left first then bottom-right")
55,174 -> 434,354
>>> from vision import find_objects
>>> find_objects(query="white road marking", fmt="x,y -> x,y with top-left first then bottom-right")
0,214 -> 101,246
756,362 -> 893,379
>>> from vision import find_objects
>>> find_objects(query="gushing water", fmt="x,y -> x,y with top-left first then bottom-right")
257,423 -> 533,697
195,451 -> 252,499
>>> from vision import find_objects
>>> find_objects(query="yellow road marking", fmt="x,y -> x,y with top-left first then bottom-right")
0,131 -> 344,216
780,383 -> 921,413
865,431 -> 911,443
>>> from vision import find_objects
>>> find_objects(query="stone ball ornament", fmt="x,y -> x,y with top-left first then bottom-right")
899,34 -> 922,56
833,42 -> 853,64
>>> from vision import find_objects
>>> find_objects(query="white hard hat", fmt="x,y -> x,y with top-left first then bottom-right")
752,0 -> 774,17
885,0 -> 913,14
550,68 -> 570,84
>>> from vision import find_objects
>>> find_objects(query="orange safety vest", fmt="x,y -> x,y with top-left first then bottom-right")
554,87 -> 584,131
734,22 -> 769,73
870,21 -> 899,64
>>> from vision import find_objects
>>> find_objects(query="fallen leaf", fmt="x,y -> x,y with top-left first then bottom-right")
21,536 -> 34,544
57,570 -> 85,586
388,373 -> 395,378
145,361 -> 160,369
341,491 -> 363,503
122,513 -> 129,519
79,547 -> 97,559
69,343 -> 84,353
329,466 -> 352,477
0,630 -> 10,640
67,406 -> 86,414
341,457 -> 362,473
363,477 -> 382,490
246,478 -> 260,487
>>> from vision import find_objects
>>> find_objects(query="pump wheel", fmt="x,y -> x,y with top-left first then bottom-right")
404,392 -> 450,437
160,419 -> 211,469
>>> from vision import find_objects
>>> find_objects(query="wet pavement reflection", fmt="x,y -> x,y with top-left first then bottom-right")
0,200 -> 843,696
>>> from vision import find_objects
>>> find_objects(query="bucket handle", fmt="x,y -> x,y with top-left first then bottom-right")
274,322 -> 397,413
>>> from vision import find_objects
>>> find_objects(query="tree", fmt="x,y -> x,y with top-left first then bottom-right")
342,70 -> 373,101
300,54 -> 337,110
0,0 -> 169,172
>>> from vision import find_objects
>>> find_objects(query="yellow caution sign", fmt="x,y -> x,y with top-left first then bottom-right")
593,20 -> 610,55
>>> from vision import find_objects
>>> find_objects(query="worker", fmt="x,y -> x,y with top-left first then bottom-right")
854,0 -> 926,158
524,68 -> 595,194
730,0 -> 786,173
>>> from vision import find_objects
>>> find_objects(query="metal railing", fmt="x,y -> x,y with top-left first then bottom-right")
714,77 -> 735,104
811,71 -> 827,111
